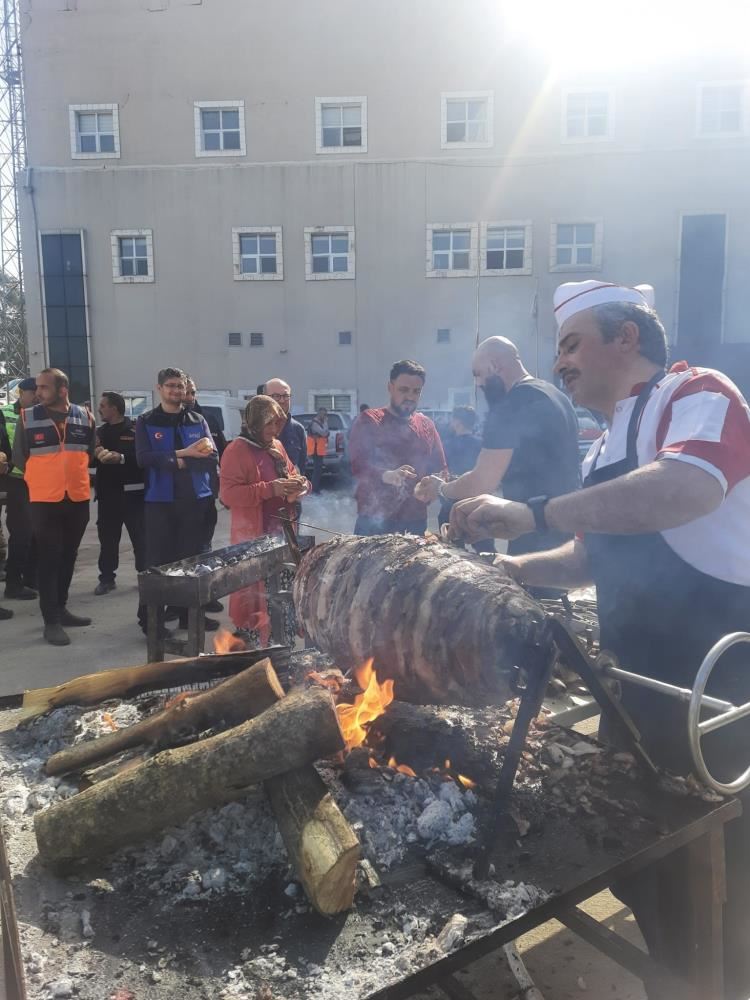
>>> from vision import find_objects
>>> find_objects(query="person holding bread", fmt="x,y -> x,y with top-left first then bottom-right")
219,395 -> 310,646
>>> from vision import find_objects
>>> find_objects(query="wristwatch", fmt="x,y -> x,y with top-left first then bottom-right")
526,495 -> 550,533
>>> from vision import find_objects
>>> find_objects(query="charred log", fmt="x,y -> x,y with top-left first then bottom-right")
44,660 -> 284,778
294,535 -> 549,706
34,687 -> 345,867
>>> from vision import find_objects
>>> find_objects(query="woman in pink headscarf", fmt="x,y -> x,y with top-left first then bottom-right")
219,395 -> 309,645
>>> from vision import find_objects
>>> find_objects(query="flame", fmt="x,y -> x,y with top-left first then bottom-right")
336,659 -> 394,750
213,628 -> 247,654
388,756 -> 417,777
101,712 -> 118,732
368,757 -> 379,769
457,774 -> 477,789
308,670 -> 343,694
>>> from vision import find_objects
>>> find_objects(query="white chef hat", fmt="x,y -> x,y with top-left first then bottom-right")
553,280 -> 655,330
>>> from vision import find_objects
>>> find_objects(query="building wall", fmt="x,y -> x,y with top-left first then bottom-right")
18,0 -> 750,408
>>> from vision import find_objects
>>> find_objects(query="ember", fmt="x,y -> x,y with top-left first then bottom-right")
336,660 -> 394,750
388,756 -> 417,778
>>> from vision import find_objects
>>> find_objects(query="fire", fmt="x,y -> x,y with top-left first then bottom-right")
457,774 -> 477,789
388,756 -> 417,778
336,659 -> 394,749
308,671 -> 343,694
213,628 -> 246,654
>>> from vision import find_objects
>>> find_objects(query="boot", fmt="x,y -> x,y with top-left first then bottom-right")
44,623 -> 71,646
60,609 -> 92,627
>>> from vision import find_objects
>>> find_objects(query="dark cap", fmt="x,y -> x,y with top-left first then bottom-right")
18,377 -> 37,392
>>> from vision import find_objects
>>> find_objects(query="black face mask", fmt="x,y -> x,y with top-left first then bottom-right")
480,375 -> 507,406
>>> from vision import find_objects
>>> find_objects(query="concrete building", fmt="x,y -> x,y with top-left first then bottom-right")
18,0 -> 750,416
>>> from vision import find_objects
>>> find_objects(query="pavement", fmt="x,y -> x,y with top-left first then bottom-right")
0,483 -> 646,999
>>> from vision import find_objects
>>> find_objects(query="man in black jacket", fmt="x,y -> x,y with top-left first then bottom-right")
93,392 -> 146,613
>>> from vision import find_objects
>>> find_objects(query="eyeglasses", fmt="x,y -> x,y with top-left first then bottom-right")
270,393 -> 291,401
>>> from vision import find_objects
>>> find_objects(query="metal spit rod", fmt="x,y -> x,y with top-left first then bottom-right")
596,657 -> 734,714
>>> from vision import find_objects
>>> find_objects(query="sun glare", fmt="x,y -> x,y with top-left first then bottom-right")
503,0 -> 750,71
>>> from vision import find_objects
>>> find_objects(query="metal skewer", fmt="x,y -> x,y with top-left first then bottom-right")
271,513 -> 344,537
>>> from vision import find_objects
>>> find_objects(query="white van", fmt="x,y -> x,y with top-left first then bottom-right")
195,392 -> 244,442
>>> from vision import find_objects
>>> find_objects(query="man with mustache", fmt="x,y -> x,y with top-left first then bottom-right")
416,336 -> 580,558
450,280 -> 750,999
349,359 -> 447,535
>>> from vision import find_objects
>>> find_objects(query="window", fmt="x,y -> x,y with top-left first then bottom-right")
550,221 -> 603,272
110,229 -> 154,283
426,223 -> 479,277
437,328 -> 451,344
304,226 -> 355,280
121,393 -> 151,418
563,90 -> 612,141
481,221 -> 533,275
232,227 -> 283,281
316,97 -> 368,153
441,92 -> 493,148
250,332 -> 264,347
338,331 -> 352,346
228,332 -> 243,347
309,391 -> 355,415
698,83 -> 745,135
69,104 -> 120,159
194,101 -> 246,157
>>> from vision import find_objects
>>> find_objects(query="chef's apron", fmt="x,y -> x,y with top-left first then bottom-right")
585,373 -> 750,997
585,372 -> 750,778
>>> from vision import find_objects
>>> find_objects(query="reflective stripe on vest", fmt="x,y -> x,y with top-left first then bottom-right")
0,404 -> 22,477
23,404 -> 93,502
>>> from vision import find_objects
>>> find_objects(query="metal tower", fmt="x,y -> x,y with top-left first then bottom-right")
0,0 -> 27,383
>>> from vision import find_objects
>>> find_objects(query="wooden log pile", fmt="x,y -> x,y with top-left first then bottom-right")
32,655 -> 360,916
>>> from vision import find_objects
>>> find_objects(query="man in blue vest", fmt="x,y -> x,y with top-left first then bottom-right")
135,367 -> 220,636
0,377 -> 38,601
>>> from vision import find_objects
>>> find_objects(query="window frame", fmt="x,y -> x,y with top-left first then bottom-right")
69,103 -> 120,160
315,97 -> 368,154
561,88 -> 614,143
110,229 -> 154,284
549,220 -> 604,273
307,389 -> 357,416
481,221 -> 533,276
696,82 -> 747,137
304,226 -> 356,281
232,226 -> 283,281
440,91 -> 494,150
426,222 -> 479,278
194,100 -> 246,158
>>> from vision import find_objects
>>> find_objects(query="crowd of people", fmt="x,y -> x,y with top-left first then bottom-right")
1,277 -> 750,992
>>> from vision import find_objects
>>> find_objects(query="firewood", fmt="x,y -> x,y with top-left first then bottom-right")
265,767 -> 360,915
293,535 -> 549,706
34,686 -> 344,867
15,647 -> 290,725
44,660 -> 284,778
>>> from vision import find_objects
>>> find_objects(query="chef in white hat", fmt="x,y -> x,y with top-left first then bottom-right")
450,279 -> 750,997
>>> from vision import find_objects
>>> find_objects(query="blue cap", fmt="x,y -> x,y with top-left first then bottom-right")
18,377 -> 37,392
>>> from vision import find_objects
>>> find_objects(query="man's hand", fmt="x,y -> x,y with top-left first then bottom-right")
449,495 -> 534,543
178,440 -> 212,459
0,450 -> 7,475
101,450 -> 122,465
414,475 -> 443,503
493,553 -> 524,582
382,465 -> 417,488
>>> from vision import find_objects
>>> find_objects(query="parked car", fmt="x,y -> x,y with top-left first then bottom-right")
296,411 -> 350,478
575,406 -> 606,459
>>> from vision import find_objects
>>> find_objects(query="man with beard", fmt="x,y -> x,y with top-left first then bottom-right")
12,368 -> 96,645
349,359 -> 447,535
415,337 -> 580,557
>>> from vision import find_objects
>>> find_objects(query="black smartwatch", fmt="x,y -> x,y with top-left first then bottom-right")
526,495 -> 550,533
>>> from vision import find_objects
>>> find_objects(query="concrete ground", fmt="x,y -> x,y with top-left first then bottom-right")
0,483 -> 647,999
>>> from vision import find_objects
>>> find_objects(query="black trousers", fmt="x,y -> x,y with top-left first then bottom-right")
145,498 -> 213,568
2,476 -> 36,588
97,490 -> 146,583
30,499 -> 89,624
202,498 -> 218,553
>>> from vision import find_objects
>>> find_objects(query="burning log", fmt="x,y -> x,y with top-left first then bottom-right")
44,660 -> 284,778
294,535 -> 550,705
266,767 -> 360,915
34,686 -> 345,867
14,646 -> 290,726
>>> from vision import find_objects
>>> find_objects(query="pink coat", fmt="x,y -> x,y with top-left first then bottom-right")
219,437 -> 306,643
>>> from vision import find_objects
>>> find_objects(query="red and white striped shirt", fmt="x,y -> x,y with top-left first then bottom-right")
581,361 -> 750,585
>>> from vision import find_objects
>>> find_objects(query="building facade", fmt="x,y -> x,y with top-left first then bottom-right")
18,0 -> 750,414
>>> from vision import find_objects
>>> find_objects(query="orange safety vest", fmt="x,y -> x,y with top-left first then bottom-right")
307,435 -> 327,457
22,403 -> 93,503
